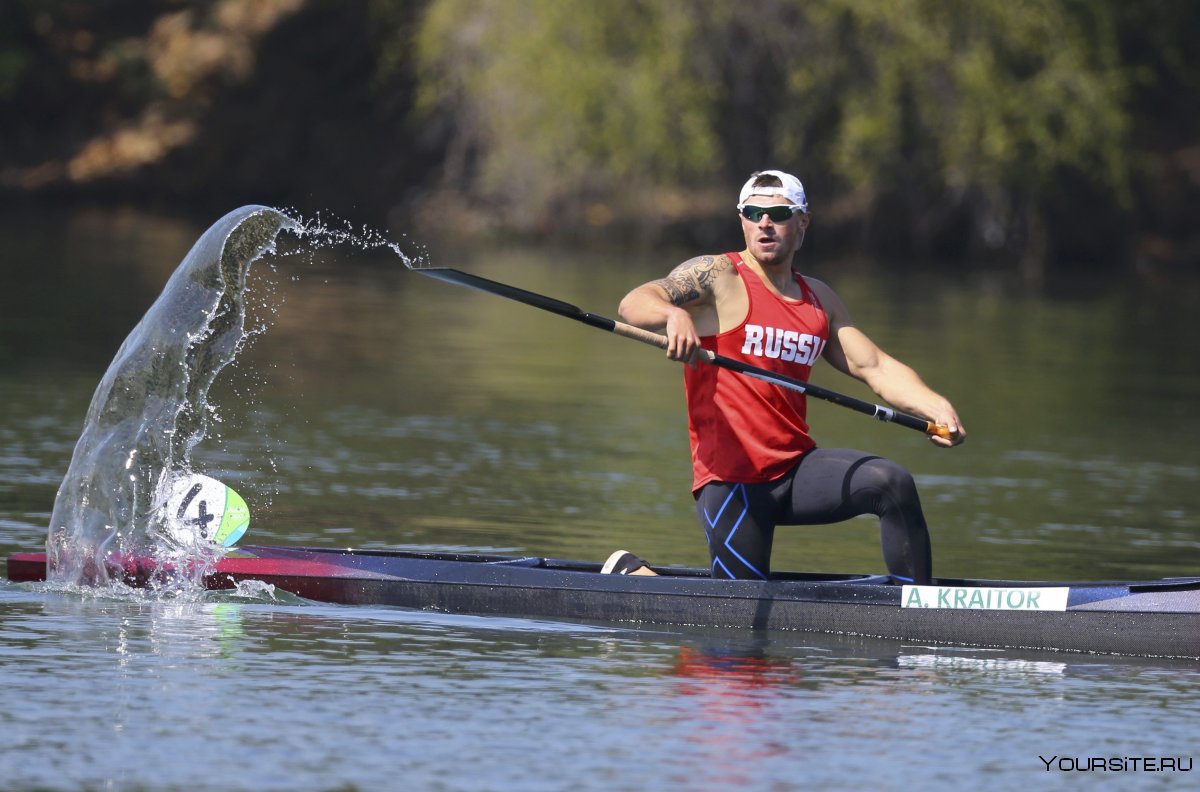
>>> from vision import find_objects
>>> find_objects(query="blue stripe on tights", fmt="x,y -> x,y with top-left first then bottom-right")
703,484 -> 766,580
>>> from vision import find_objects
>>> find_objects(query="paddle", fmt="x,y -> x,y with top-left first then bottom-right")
411,266 -> 951,439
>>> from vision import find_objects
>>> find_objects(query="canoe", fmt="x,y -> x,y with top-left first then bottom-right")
7,545 -> 1200,658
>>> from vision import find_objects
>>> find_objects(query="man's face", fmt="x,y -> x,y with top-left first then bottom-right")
739,192 -> 811,267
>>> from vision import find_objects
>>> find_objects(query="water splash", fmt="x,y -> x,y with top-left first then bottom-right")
47,206 -> 293,585
285,208 -> 423,266
45,204 -> 420,589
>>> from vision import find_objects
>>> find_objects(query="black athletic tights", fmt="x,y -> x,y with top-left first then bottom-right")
694,448 -> 932,584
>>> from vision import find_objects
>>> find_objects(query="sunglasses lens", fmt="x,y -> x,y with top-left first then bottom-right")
741,205 -> 798,222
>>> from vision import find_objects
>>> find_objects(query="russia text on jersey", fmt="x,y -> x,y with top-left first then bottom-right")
740,324 -> 826,365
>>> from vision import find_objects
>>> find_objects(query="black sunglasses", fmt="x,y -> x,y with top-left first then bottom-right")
738,204 -> 806,222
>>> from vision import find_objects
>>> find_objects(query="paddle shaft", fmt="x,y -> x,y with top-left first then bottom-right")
414,267 -> 950,439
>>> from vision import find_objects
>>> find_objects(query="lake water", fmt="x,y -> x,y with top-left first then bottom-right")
2,205 -> 1199,790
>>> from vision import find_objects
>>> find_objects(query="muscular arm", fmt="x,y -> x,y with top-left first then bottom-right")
809,278 -> 966,447
618,255 -> 729,362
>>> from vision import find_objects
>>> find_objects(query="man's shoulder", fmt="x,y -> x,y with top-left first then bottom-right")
795,274 -> 851,325
797,272 -> 833,295
667,253 -> 738,291
674,252 -> 736,273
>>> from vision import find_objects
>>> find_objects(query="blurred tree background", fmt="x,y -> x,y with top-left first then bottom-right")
1,0 -> 1196,274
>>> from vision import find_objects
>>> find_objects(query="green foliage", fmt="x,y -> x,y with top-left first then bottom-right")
0,0 -> 1193,264
414,0 -> 720,222
0,3 -> 33,99
806,1 -> 1128,193
411,0 -> 1151,257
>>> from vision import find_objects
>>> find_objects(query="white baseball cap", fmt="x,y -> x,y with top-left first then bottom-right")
737,170 -> 809,213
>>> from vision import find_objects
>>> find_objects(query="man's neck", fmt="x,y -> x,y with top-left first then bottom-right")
741,249 -> 797,291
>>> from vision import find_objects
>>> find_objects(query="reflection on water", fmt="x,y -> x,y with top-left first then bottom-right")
3,206 -> 1200,581
4,584 -> 1198,791
6,207 -> 1200,791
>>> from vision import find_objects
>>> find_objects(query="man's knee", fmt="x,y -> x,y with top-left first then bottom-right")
857,457 -> 918,501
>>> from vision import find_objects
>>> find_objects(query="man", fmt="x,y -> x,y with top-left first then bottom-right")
604,169 -> 964,583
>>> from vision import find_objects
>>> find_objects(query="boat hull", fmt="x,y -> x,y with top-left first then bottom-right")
7,545 -> 1200,658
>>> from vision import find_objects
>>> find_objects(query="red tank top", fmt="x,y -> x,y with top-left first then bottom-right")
684,252 -> 829,491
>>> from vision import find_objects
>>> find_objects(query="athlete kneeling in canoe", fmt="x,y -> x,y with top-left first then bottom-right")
604,169 -> 965,583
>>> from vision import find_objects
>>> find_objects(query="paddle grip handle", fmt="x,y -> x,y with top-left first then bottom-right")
928,423 -> 954,440
610,321 -> 722,365
611,320 -> 671,350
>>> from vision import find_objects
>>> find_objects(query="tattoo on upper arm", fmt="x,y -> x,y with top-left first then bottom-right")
652,255 -> 726,306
